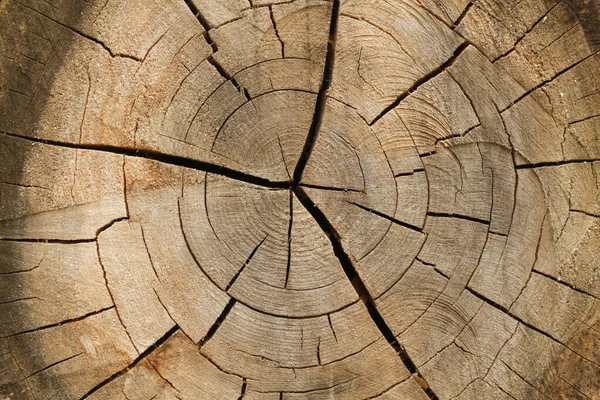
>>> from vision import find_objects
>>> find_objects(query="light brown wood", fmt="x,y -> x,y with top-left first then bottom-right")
1,0 -> 599,399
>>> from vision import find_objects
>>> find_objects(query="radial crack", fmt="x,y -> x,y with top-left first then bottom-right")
80,326 -> 179,399
467,287 -> 600,369
292,0 -> 340,184
198,297 -> 236,348
14,0 -> 141,62
452,2 -> 473,28
370,42 -> 470,126
269,5 -> 285,58
226,236 -> 267,292
1,131 -> 289,189
350,202 -> 423,233
284,190 -> 293,288
183,0 -> 250,100
1,306 -> 114,339
293,186 -> 439,400
426,211 -> 489,225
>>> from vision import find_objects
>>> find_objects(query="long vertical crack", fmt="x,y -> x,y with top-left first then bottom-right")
269,5 -> 285,58
291,0 -> 340,185
293,187 -> 439,400
284,189 -> 293,288
288,2 -> 438,397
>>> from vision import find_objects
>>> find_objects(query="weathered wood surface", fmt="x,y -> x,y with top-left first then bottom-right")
0,0 -> 599,399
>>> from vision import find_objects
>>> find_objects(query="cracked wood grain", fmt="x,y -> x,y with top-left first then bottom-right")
1,0 -> 599,399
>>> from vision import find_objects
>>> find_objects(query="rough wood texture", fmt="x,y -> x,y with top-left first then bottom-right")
1,0 -> 599,399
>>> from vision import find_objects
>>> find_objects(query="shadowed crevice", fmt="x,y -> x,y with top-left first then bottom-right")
183,0 -> 250,100
293,186 -> 439,400
226,237 -> 267,292
370,42 -> 470,126
426,211 -> 489,225
452,2 -> 473,28
284,190 -> 293,288
1,131 -> 290,189
292,0 -> 340,185
198,297 -> 236,348
350,202 -> 423,233
80,325 -> 180,399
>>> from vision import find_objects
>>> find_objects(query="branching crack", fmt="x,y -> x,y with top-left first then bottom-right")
283,2 -> 437,398
183,0 -> 250,100
96,242 -> 138,352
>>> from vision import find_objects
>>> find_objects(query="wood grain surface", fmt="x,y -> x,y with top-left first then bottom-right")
0,0 -> 599,399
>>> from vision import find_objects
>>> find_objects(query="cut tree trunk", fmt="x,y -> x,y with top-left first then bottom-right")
1,0 -> 599,399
